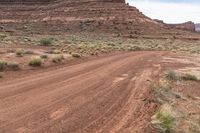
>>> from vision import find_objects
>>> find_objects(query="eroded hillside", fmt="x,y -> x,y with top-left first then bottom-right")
1,0 -> 198,40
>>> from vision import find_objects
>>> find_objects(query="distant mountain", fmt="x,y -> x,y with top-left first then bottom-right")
195,24 -> 200,32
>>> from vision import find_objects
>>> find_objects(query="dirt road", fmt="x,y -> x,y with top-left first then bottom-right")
0,51 -> 174,133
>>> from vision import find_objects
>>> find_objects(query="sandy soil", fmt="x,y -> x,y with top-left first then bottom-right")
0,51 -> 194,133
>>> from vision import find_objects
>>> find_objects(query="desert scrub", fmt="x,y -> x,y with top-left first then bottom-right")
153,104 -> 174,133
182,73 -> 198,81
165,70 -> 180,81
0,60 -> 7,71
16,49 -> 24,57
150,81 -> 181,104
24,50 -> 34,55
53,49 -> 61,54
39,38 -> 54,46
28,57 -> 42,67
71,53 -> 81,58
187,93 -> 197,100
7,49 -> 15,53
7,62 -> 20,71
52,55 -> 64,63
40,54 -> 48,59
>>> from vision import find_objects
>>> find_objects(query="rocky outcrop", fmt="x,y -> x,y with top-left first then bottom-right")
0,0 -> 55,4
0,0 -> 162,36
168,21 -> 196,32
0,0 -> 199,39
0,0 -> 125,4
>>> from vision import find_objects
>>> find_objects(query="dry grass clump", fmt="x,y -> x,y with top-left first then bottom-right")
150,81 -> 181,104
40,54 -> 48,59
165,70 -> 198,82
165,70 -> 180,81
152,104 -> 174,133
0,60 -> 20,71
7,62 -> 20,71
182,73 -> 198,81
39,38 -> 54,46
52,55 -> 64,63
28,56 -> 42,67
16,49 -> 24,57
71,53 -> 81,58
0,60 -> 7,71
53,49 -> 62,54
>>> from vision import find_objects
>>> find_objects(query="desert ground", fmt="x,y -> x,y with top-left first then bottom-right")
1,0 -> 200,133
1,49 -> 200,133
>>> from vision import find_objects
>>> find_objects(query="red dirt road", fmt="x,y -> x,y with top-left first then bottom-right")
0,52 -> 173,133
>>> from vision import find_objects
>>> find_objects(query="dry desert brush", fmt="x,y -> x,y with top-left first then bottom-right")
0,60 -> 7,71
28,56 -> 42,67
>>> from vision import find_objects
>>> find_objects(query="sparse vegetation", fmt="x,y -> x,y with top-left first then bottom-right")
7,62 -> 20,71
155,105 -> 173,133
40,54 -> 48,59
16,49 -> 24,57
165,70 -> 180,81
150,81 -> 181,104
182,73 -> 198,81
24,50 -> 34,55
52,55 -> 64,63
39,38 -> 53,46
151,71 -> 200,133
53,49 -> 61,54
0,60 -> 7,71
187,93 -> 197,100
28,57 -> 42,67
72,53 -> 81,58
7,49 -> 15,53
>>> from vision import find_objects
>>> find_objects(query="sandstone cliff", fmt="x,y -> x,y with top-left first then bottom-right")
0,0 -> 198,39
168,21 -> 196,32
0,0 -> 161,36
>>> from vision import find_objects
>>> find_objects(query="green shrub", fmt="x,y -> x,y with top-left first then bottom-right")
0,60 -> 7,71
71,53 -> 81,58
16,49 -> 24,57
39,38 -> 53,46
156,108 -> 173,133
28,57 -> 42,67
7,62 -> 20,71
52,55 -> 64,63
182,74 -> 198,81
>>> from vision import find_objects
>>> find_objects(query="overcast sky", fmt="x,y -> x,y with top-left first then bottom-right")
126,0 -> 200,24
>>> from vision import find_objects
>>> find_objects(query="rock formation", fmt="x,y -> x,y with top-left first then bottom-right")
0,0 -> 162,36
0,0 -> 199,39
0,0 -> 125,4
168,21 -> 196,32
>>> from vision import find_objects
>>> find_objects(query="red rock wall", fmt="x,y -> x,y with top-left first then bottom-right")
0,0 -> 125,4
168,21 -> 196,32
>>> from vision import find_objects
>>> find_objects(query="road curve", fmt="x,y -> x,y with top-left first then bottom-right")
0,51 -> 165,133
